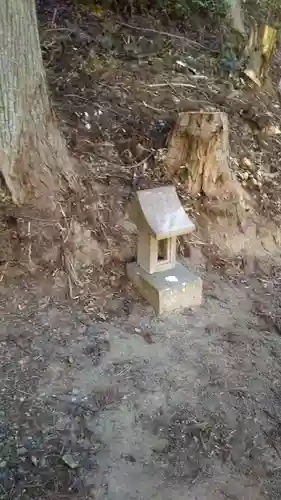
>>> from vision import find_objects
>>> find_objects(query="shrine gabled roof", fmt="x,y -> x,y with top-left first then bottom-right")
130,185 -> 195,239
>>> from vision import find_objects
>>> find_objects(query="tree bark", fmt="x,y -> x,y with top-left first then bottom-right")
166,112 -> 245,201
0,0 -> 76,206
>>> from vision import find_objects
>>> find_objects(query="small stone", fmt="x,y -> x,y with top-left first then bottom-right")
151,437 -> 169,453
67,355 -> 74,365
31,456 -> 38,467
62,453 -> 79,469
241,157 -> 252,168
122,453 -> 136,463
96,312 -> 107,321
176,60 -> 187,68
0,461 -> 7,468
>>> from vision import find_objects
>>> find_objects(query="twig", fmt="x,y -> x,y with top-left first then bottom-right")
142,101 -> 166,113
0,262 -> 8,282
190,74 -> 209,80
199,431 -> 208,452
116,21 -> 210,51
0,484 -> 7,496
27,221 -> 32,266
63,93 -> 89,101
43,27 -> 74,33
64,218 -> 72,244
58,202 -> 67,223
56,204 -> 83,297
91,150 -> 154,171
147,82 -> 197,89
3,383 -> 33,398
189,240 -> 208,246
64,248 -> 82,288
52,395 -> 99,415
51,7 -> 58,26
57,203 -> 71,243
181,98 -> 212,105
67,274 -> 73,300
4,212 -> 64,223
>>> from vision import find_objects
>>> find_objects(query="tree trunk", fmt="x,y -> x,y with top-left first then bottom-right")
228,0 -> 245,35
0,0 -> 76,206
166,112 -> 245,201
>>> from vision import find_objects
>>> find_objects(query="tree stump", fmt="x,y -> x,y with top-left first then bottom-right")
166,111 -> 244,201
244,24 -> 277,87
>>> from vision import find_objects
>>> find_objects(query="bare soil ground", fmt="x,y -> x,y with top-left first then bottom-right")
2,260 -> 281,500
2,1 -> 281,499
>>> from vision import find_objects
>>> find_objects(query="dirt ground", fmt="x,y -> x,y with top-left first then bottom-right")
2,257 -> 281,500
3,1 -> 281,499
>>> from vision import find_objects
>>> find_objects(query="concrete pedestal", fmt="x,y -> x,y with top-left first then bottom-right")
127,261 -> 202,315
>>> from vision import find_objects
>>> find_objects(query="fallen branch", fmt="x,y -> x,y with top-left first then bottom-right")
116,21 -> 213,52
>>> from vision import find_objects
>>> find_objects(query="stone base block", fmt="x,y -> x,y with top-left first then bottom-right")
126,261 -> 202,315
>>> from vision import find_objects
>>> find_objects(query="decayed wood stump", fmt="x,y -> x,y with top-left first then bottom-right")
166,111 -> 244,200
244,24 -> 277,87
